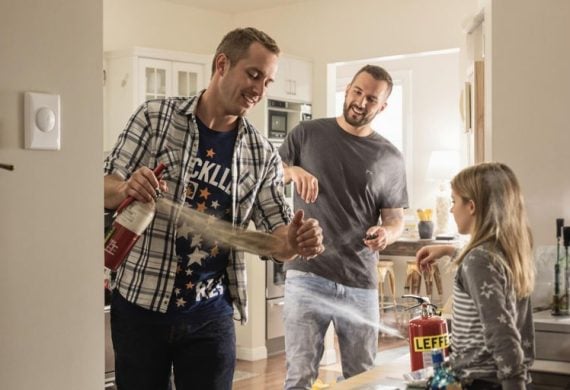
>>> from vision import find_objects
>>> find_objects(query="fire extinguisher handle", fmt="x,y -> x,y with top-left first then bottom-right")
115,163 -> 166,215
402,294 -> 431,304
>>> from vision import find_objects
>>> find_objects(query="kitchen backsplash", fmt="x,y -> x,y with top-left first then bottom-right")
533,245 -> 561,311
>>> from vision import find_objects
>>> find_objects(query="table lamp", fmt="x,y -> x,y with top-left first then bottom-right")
426,150 -> 460,236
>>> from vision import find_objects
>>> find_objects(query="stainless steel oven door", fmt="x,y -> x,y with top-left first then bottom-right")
266,297 -> 285,339
266,260 -> 285,299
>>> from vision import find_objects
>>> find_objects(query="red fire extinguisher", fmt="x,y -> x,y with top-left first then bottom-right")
104,163 -> 166,271
404,295 -> 450,372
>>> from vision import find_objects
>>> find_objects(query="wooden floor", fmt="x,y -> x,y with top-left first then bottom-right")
233,335 -> 408,390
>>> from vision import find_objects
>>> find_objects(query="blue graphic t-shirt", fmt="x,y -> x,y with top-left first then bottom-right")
166,116 -> 237,321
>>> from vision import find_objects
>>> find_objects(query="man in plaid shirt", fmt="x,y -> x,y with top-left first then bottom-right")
104,27 -> 324,390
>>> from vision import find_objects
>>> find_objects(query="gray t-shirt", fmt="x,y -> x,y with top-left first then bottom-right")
279,118 -> 408,289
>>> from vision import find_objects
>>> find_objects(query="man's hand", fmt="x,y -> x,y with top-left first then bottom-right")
284,164 -> 318,204
363,208 -> 405,252
271,210 -> 324,261
363,226 -> 389,251
104,166 -> 168,210
287,210 -> 324,259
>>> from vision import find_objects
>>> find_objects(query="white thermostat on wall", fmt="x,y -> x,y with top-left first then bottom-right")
24,92 -> 61,150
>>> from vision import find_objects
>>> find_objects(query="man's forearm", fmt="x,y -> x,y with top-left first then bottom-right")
104,174 -> 128,210
270,225 -> 296,261
282,163 -> 293,184
380,209 -> 405,246
381,220 -> 405,246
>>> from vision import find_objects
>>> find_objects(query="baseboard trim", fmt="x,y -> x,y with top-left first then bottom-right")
236,345 -> 268,361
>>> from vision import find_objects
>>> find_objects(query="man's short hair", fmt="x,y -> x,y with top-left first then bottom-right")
211,27 -> 280,75
351,65 -> 393,98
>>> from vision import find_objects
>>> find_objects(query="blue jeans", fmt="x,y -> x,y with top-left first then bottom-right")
111,296 -> 236,390
283,271 -> 379,390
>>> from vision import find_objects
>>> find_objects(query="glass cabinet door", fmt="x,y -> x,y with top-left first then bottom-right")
172,62 -> 204,97
138,58 -> 172,103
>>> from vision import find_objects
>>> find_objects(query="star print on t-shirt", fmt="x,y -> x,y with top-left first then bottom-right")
167,117 -> 237,318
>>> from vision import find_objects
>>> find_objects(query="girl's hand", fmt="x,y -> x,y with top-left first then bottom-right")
416,245 -> 455,272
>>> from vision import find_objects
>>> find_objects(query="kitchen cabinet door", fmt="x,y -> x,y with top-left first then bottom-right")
268,56 -> 312,103
287,57 -> 312,102
104,48 -> 208,151
138,58 -> 172,102
172,61 -> 205,97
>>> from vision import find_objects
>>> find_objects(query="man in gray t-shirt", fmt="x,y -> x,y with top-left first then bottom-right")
279,65 -> 408,389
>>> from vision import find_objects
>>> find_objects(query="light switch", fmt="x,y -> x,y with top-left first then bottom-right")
25,92 -> 60,150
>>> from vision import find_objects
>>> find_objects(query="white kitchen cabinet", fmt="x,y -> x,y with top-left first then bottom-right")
104,47 -> 210,151
268,55 -> 312,103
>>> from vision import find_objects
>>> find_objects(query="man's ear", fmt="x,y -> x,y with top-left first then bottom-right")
215,53 -> 229,76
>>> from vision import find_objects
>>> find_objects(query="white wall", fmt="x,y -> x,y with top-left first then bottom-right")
104,0 -> 231,55
485,0 -> 570,245
0,1 -> 103,389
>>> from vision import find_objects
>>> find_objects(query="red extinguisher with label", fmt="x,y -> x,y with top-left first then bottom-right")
404,295 -> 450,372
104,163 -> 166,271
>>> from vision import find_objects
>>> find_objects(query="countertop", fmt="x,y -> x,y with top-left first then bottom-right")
327,326 -> 570,388
330,355 -> 411,389
381,238 -> 463,257
533,309 -> 570,333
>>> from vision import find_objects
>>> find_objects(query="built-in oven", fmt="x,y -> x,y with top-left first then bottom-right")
266,260 -> 286,354
268,110 -> 288,140
266,260 -> 285,299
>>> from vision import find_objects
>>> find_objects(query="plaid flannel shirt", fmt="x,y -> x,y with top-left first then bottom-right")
104,93 -> 292,323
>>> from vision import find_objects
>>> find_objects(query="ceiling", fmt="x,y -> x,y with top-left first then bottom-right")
162,0 -> 311,14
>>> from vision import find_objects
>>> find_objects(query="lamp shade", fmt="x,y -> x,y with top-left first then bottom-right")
426,150 -> 460,182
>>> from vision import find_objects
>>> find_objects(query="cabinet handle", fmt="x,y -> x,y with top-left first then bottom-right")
0,163 -> 15,171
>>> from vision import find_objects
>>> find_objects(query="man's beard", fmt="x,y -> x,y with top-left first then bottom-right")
343,102 -> 375,127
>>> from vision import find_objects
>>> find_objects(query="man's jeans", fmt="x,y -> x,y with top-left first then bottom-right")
284,271 -> 379,390
111,297 -> 235,390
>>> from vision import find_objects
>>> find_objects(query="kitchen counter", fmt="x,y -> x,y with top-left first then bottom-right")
530,310 -> 570,388
533,309 -> 570,364
328,356 -> 570,390
330,355 -> 411,389
381,238 -> 462,257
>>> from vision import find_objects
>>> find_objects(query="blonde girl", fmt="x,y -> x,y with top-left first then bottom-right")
416,162 -> 535,390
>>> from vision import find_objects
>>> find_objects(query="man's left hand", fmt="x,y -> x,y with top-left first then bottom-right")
363,226 -> 389,251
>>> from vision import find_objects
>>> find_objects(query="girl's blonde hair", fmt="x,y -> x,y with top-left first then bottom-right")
452,162 -> 534,298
